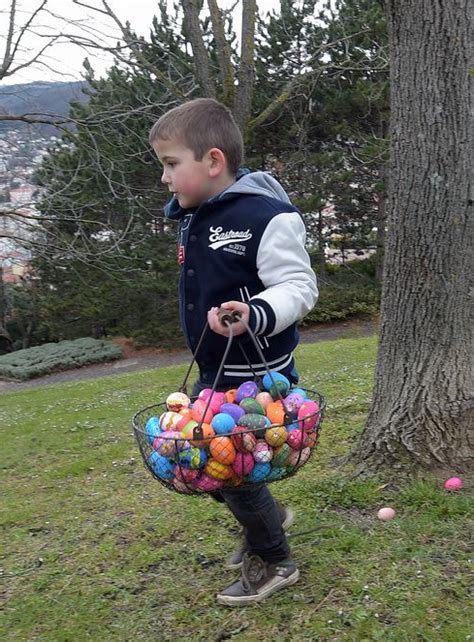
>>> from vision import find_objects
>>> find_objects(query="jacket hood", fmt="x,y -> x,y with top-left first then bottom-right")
217,171 -> 291,203
164,170 -> 290,220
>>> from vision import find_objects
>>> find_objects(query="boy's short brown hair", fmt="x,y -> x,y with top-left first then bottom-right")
149,98 -> 244,175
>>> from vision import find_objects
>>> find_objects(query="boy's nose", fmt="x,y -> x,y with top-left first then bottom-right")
161,171 -> 168,184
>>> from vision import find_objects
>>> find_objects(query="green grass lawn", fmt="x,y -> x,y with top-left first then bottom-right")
1,336 -> 472,641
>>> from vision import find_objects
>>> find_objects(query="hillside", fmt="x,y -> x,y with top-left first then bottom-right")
0,80 -> 89,134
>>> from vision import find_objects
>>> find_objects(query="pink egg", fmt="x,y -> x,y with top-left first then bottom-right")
207,391 -> 227,414
174,467 -> 200,483
173,478 -> 194,493
286,429 -> 305,450
287,446 -> 311,468
298,401 -> 320,432
253,440 -> 273,463
232,452 -> 255,476
191,399 -> 214,424
377,507 -> 396,521
198,388 -> 214,402
255,392 -> 273,410
194,473 -> 225,492
444,477 -> 463,490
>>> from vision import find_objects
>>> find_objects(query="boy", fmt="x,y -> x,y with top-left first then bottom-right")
149,98 -> 318,606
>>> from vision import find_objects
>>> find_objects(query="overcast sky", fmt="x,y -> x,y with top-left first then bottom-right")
0,0 -> 277,86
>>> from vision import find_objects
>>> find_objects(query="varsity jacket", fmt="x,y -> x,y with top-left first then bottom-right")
165,171 -> 318,386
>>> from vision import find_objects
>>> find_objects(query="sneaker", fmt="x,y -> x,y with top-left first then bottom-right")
226,503 -> 294,570
217,553 -> 299,606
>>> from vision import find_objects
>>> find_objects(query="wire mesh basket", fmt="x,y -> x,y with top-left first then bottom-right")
132,312 -> 326,495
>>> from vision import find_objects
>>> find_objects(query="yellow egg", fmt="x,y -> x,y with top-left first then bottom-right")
264,425 -> 287,447
204,459 -> 234,480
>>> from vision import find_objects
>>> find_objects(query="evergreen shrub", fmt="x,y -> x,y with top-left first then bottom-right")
0,338 -> 123,381
303,258 -> 380,323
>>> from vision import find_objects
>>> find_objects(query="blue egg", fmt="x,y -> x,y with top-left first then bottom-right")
290,387 -> 308,399
148,451 -> 175,480
211,412 -> 236,435
262,371 -> 289,392
266,467 -> 287,481
145,416 -> 162,444
245,462 -> 271,482
177,447 -> 207,469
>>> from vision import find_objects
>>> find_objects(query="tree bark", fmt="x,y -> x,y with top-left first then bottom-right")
182,0 -> 216,98
207,0 -> 235,106
233,0 -> 257,132
353,0 -> 474,473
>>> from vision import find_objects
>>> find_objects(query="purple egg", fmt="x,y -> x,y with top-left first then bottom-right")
236,380 -> 259,403
220,402 -> 246,423
284,392 -> 305,415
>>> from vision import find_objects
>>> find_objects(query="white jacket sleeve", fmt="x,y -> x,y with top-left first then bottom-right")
249,212 -> 318,336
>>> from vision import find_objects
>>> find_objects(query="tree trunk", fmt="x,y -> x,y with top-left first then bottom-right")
374,162 -> 386,285
353,0 -> 474,473
207,0 -> 235,106
182,0 -> 216,98
233,0 -> 257,132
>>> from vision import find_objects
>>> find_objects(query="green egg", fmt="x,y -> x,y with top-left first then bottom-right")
238,413 -> 268,431
273,443 -> 290,467
270,379 -> 290,400
239,397 -> 265,415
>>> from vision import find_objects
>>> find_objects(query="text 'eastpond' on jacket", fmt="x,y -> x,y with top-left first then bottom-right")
165,171 -> 318,385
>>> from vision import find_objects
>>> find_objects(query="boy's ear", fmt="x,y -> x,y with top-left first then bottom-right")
207,147 -> 228,178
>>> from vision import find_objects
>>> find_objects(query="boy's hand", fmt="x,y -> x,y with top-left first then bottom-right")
208,301 -> 250,337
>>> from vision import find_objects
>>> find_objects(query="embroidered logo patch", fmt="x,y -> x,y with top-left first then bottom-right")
208,226 -> 252,250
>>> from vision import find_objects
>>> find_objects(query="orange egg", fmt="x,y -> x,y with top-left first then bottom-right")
182,422 -> 215,447
304,431 -> 319,448
179,407 -> 193,420
210,436 -> 236,465
205,459 -> 234,480
225,388 -> 237,404
176,415 -> 197,432
266,401 -> 286,425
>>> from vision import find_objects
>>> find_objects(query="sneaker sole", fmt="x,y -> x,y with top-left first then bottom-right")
226,508 -> 296,571
217,569 -> 300,606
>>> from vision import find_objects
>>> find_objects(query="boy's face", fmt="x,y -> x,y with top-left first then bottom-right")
153,138 -> 215,209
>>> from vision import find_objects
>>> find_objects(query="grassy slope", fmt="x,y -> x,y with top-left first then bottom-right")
1,336 -> 472,641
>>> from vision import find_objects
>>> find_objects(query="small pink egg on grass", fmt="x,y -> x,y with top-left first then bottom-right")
377,507 -> 396,521
443,476 -> 463,490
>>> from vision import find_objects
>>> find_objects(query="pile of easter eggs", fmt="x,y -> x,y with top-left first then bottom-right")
137,371 -> 323,494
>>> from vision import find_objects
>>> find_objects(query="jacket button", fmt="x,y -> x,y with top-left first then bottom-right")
190,234 -> 197,242
187,303 -> 194,311
187,269 -> 195,277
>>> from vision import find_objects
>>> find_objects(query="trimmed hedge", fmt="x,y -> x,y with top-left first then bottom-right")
0,338 -> 123,381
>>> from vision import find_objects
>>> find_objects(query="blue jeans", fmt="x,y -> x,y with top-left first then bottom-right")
192,379 -> 290,563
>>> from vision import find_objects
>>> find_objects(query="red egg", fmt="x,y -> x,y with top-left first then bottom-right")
231,425 -> 257,452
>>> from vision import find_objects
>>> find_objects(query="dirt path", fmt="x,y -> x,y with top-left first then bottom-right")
0,318 -> 377,393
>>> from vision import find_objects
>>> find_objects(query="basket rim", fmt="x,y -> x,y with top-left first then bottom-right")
132,387 -> 326,440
